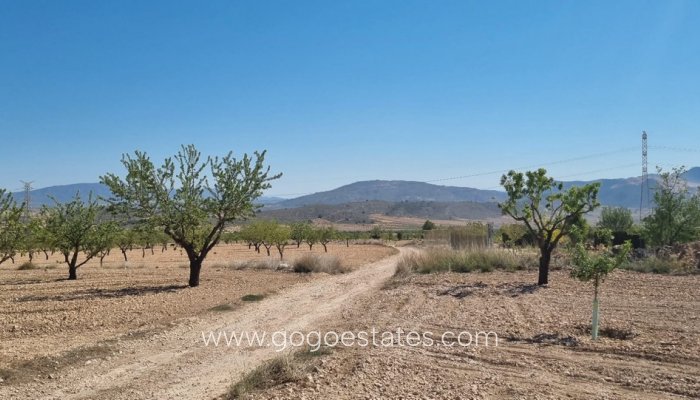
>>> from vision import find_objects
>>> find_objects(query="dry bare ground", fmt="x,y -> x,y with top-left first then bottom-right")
0,243 -> 397,399
2,244 -> 699,399
255,256 -> 700,399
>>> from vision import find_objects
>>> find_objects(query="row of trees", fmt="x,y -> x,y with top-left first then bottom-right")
237,221 -> 337,259
1,145 -> 279,287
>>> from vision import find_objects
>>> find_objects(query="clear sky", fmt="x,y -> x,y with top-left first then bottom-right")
1,0 -> 698,197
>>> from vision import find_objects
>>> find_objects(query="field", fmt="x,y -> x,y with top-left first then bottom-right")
0,244 -> 698,399
254,261 -> 700,399
0,243 -> 396,392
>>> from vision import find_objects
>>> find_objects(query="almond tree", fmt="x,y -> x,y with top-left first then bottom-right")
43,194 -> 115,280
570,241 -> 631,340
0,189 -> 24,266
499,168 -> 600,285
318,226 -> 337,252
101,145 -> 280,287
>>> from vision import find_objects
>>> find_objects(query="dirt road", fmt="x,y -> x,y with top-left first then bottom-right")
3,248 -> 406,399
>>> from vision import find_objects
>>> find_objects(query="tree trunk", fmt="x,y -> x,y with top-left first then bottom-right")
68,265 -> 77,280
189,260 -> 202,287
277,246 -> 284,260
346,239 -> 349,247
121,249 -> 128,262
322,243 -> 328,252
537,248 -> 551,285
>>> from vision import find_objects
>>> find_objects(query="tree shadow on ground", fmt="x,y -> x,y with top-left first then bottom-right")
15,284 -> 188,302
506,333 -> 580,347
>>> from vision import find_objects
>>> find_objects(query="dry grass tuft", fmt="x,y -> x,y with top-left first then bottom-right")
292,254 -> 349,274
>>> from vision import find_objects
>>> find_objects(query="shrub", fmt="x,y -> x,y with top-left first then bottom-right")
292,253 -> 348,274
17,262 -> 40,271
622,256 -> 689,274
395,247 -> 537,275
227,356 -> 301,399
231,259 -> 282,270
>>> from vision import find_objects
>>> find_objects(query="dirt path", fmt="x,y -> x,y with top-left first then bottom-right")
6,248 -> 407,400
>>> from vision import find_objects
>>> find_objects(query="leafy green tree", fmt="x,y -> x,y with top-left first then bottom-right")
318,226 -> 337,252
369,226 -> 383,240
305,226 -> 320,250
115,226 -> 136,262
570,241 -> 631,340
19,215 -> 42,263
499,168 -> 600,285
598,207 -> 634,233
290,221 -> 312,248
0,189 -> 24,266
643,166 -> 700,246
102,145 -> 280,287
269,224 -> 291,259
239,221 -> 267,253
43,194 -> 116,280
422,220 -> 436,230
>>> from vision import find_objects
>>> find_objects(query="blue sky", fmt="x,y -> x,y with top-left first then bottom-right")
1,0 -> 698,197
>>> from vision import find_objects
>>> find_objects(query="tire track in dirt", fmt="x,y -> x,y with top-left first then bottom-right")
21,248 -> 408,400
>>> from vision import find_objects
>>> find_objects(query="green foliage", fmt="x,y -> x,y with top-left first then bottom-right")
598,207 -> 634,233
591,227 -> 614,247
643,166 -> 700,246
369,226 -> 383,240
290,222 -> 312,247
570,241 -> 631,340
317,226 -> 336,252
422,219 -> 436,230
497,223 -> 528,246
499,168 -> 600,285
570,242 -> 631,284
42,193 -> 116,279
101,144 -> 280,286
0,189 -> 24,265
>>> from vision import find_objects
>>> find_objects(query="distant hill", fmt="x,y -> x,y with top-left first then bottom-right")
683,166 -> 700,185
271,180 -> 506,209
12,184 -> 287,208
12,166 -> 700,211
259,200 -> 502,224
12,183 -> 112,207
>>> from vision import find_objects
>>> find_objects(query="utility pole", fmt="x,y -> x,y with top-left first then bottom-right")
20,180 -> 33,220
639,132 -> 649,221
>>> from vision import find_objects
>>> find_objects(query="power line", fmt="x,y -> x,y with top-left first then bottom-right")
266,147 -> 641,197
423,146 -> 638,184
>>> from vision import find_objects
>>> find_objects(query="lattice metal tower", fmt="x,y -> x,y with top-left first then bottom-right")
20,180 -> 33,220
639,132 -> 649,221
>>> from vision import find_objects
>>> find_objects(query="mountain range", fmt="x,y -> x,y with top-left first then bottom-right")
11,167 -> 700,217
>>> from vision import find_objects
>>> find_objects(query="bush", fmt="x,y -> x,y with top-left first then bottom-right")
395,247 -> 537,275
622,257 -> 689,274
227,356 -> 301,399
17,262 -> 39,271
292,253 -> 349,274
230,259 -> 283,270
226,346 -> 332,399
